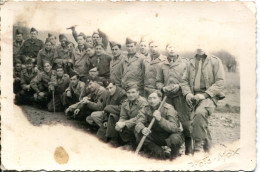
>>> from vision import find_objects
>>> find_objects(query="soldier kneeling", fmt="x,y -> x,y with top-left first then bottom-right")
135,90 -> 184,159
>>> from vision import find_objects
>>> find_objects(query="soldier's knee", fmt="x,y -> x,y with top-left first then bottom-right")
166,133 -> 184,147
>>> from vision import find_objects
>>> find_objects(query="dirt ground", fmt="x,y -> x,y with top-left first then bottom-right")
20,71 -> 240,147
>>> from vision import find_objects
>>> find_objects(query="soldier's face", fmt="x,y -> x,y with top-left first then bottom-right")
15,64 -> 22,71
57,68 -> 64,77
49,36 -> 56,45
70,76 -> 79,86
88,81 -> 98,92
45,42 -> 52,51
60,38 -> 67,47
43,63 -> 52,73
126,43 -> 137,55
148,93 -> 161,107
86,48 -> 95,57
16,34 -> 23,42
30,31 -> 38,39
166,45 -> 177,57
111,46 -> 121,57
139,42 -> 148,55
107,83 -> 116,96
92,34 -> 100,41
95,45 -> 103,56
67,43 -> 74,52
26,63 -> 33,70
89,68 -> 99,78
86,38 -> 93,46
149,42 -> 159,55
77,36 -> 85,46
127,88 -> 139,101
196,48 -> 205,56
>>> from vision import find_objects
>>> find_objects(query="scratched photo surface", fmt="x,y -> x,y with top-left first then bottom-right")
1,1 -> 256,171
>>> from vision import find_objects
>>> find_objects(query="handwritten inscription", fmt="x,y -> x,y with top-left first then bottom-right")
188,148 -> 240,168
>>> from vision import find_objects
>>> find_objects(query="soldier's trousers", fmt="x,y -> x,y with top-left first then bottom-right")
61,93 -> 79,108
136,131 -> 184,158
192,98 -> 216,150
15,89 -> 35,105
119,127 -> 137,147
166,95 -> 191,153
13,80 -> 22,94
87,111 -> 106,127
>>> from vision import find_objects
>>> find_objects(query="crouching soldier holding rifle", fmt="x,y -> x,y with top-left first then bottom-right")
135,91 -> 184,159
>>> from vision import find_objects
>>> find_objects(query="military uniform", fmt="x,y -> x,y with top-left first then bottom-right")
19,38 -> 44,61
180,54 -> 225,151
37,48 -> 55,71
62,80 -> 86,108
47,73 -> 70,112
67,85 -> 107,120
89,86 -> 127,142
156,56 -> 191,154
13,40 -> 24,58
117,96 -> 147,146
13,68 -> 23,94
72,46 -> 90,79
143,54 -> 166,98
110,54 -> 124,87
135,103 -> 184,158
15,68 -> 38,104
119,53 -> 145,96
30,70 -> 56,106
89,53 -> 111,79
53,45 -> 70,69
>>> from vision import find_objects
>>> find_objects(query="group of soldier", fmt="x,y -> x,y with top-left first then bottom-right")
13,26 -> 225,160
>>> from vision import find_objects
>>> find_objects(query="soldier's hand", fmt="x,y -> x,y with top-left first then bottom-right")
153,110 -> 162,121
66,91 -> 72,97
38,92 -> 45,98
186,93 -> 194,107
25,85 -> 31,90
49,85 -> 55,91
65,108 -> 70,115
115,122 -> 125,132
142,127 -> 151,136
74,109 -> 80,115
171,84 -> 180,93
31,58 -> 36,63
194,94 -> 206,103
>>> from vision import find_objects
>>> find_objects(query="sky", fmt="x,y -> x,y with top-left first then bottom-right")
8,1 -> 256,60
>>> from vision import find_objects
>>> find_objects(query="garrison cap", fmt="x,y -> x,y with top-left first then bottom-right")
125,37 -> 137,45
78,32 -> 87,39
125,83 -> 139,92
25,58 -> 33,64
45,38 -> 52,44
92,31 -> 99,37
30,27 -> 38,33
94,41 -> 104,48
59,34 -> 68,41
56,64 -> 64,70
15,29 -> 23,35
110,41 -> 121,49
69,71 -> 79,78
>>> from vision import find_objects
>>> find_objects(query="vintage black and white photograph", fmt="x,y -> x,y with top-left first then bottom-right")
1,1 -> 256,171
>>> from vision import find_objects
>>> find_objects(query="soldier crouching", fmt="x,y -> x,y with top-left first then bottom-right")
135,91 -> 184,159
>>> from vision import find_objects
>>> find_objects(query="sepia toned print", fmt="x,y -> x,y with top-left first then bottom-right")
1,1 -> 256,171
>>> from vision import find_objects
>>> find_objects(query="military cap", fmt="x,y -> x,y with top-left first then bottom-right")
15,29 -> 23,35
45,38 -> 52,44
59,34 -> 68,41
15,58 -> 22,64
92,31 -> 99,37
56,64 -> 64,70
69,71 -> 79,78
48,33 -> 56,39
30,27 -> 38,33
110,41 -> 121,49
125,37 -> 137,45
66,41 -> 75,47
125,83 -> 139,92
78,32 -> 87,39
43,60 -> 51,66
94,41 -> 104,48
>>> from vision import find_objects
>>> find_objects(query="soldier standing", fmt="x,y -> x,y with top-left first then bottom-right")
156,43 -> 192,154
180,47 -> 225,152
19,27 -> 44,64
143,41 -> 166,98
37,38 -> 55,71
109,41 -> 124,87
53,34 -> 69,69
119,38 -> 145,96
13,29 -> 24,61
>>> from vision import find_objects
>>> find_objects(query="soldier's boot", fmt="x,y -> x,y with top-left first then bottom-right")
194,140 -> 204,153
144,142 -> 170,159
96,125 -> 108,142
